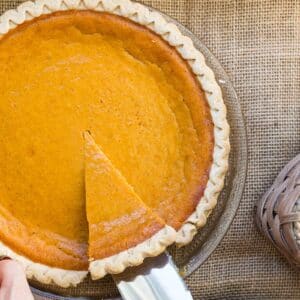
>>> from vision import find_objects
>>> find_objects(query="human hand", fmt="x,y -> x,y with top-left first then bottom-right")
0,259 -> 33,300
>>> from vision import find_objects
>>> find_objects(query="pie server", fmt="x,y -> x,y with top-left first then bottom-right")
112,252 -> 194,300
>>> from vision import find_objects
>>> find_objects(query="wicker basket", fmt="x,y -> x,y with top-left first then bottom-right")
256,154 -> 300,267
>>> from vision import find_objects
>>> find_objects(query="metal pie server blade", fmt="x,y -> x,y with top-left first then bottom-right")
112,252 -> 194,300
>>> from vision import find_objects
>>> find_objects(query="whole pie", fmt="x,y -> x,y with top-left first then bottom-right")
0,0 -> 229,287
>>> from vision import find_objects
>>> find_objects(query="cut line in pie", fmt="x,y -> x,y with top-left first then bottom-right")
84,131 -> 176,279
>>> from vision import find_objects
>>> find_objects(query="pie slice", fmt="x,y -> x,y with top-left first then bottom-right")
84,132 -> 176,279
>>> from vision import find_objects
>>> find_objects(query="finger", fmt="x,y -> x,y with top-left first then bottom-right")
0,257 -> 11,284
0,259 -> 25,284
0,260 -> 33,300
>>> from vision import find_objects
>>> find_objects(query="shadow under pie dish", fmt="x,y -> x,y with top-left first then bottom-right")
0,0 -> 230,288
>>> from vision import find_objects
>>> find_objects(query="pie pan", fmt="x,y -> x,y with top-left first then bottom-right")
26,5 -> 247,299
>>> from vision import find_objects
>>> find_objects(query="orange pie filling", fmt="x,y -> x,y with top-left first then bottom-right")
84,132 -> 165,261
0,11 -> 214,271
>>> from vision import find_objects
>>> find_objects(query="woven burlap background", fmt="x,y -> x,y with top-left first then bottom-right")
1,0 -> 300,299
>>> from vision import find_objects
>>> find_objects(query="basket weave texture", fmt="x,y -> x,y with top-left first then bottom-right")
256,154 -> 300,267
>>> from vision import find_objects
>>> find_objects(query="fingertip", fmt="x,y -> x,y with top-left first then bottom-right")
0,259 -> 25,279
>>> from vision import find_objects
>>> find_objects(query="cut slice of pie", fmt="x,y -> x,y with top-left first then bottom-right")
84,132 -> 176,280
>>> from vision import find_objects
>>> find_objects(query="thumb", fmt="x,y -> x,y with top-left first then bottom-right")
0,259 -> 33,300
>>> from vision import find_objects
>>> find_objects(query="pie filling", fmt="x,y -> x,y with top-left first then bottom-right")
84,131 -> 165,261
0,11 -> 214,270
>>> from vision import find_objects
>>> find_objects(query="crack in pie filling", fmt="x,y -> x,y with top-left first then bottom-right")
0,1 -> 229,287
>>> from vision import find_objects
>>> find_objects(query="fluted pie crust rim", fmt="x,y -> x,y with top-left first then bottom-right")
0,0 -> 230,287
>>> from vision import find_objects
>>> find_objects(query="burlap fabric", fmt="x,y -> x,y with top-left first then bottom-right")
0,0 -> 299,299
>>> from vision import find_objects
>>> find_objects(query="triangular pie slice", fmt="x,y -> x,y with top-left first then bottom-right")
84,132 -> 176,279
